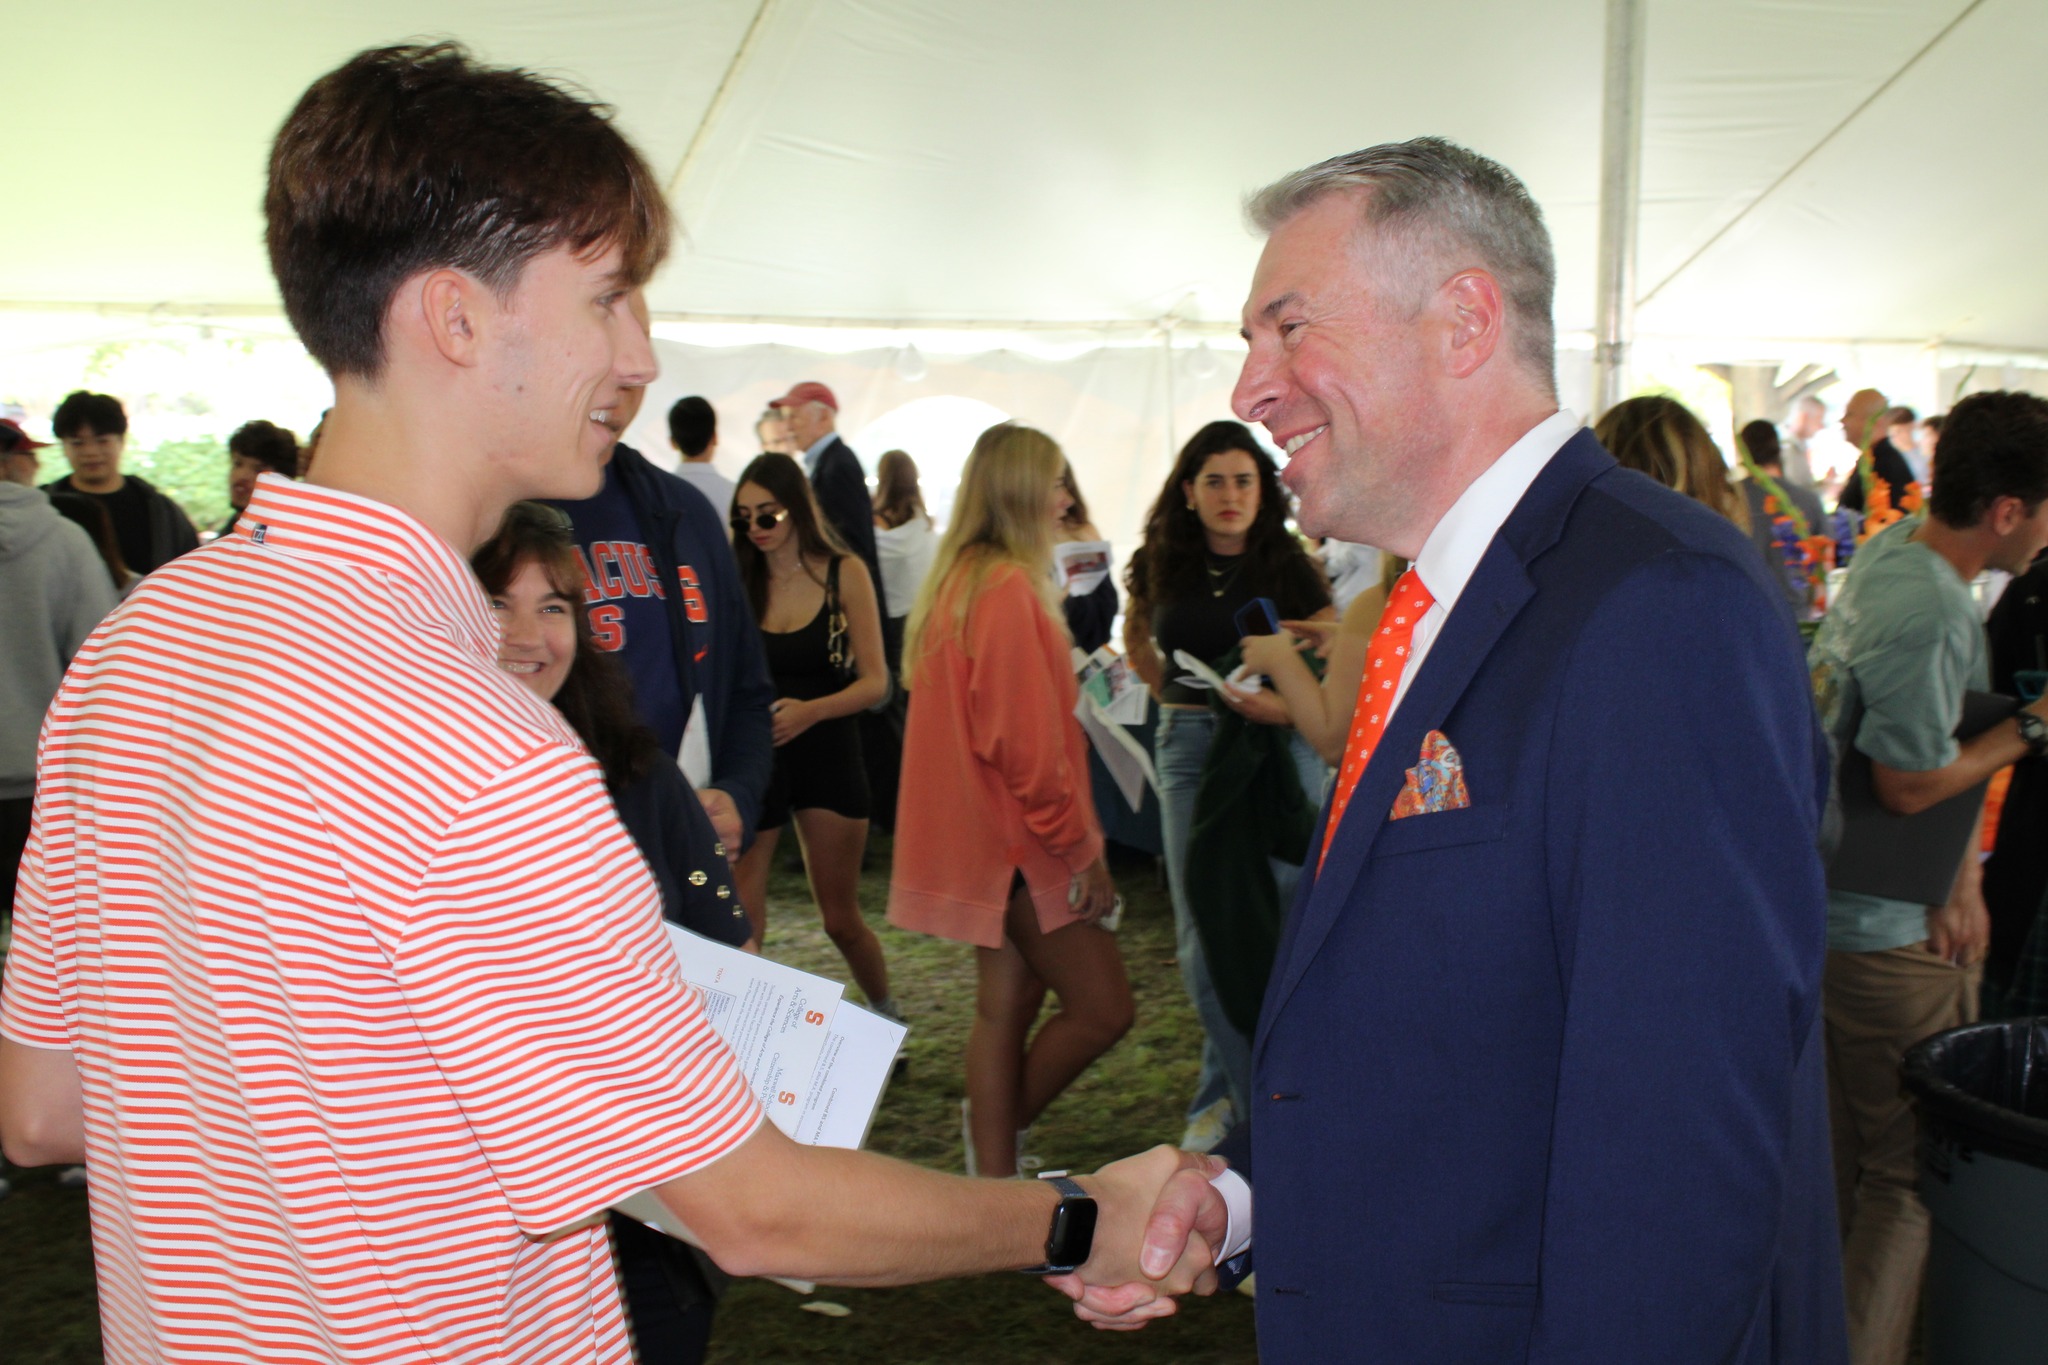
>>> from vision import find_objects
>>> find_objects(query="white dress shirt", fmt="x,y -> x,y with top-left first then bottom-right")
802,430 -> 835,474
1205,408 -> 1581,1267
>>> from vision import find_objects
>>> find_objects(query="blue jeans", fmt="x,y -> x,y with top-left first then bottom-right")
1154,706 -> 1329,1123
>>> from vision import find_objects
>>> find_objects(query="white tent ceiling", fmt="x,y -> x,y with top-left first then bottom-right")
6,0 -> 2041,352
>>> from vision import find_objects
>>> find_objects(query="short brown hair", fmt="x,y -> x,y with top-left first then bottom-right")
267,43 -> 671,378
227,420 -> 301,477
1247,138 -> 1557,392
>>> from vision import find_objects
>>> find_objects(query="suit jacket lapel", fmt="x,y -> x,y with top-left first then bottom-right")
1255,431 -> 1614,1055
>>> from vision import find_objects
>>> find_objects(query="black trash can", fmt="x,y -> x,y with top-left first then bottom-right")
1902,1018 -> 2048,1365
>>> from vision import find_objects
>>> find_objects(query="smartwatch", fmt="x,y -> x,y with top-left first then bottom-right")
2018,709 -> 2048,759
1019,1173 -> 1097,1275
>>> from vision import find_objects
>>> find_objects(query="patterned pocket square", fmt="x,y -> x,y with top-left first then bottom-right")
1390,730 -> 1471,820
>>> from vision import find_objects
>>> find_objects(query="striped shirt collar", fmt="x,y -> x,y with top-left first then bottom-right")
233,473 -> 499,662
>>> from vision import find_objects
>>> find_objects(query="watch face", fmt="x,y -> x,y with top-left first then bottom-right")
1050,1195 -> 1099,1269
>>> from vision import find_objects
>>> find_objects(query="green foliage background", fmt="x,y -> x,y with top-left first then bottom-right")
36,439 -> 230,534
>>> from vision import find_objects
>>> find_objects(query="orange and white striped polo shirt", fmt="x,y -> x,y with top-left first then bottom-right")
1,475 -> 762,1364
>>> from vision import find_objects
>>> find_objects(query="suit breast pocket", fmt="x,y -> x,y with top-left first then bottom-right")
1371,803 -> 1508,858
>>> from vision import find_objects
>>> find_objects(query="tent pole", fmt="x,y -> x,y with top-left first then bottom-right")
665,0 -> 785,206
1161,325 -> 1180,464
1592,0 -> 1645,417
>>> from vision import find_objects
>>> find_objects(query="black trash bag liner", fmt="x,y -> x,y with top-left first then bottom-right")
1903,1018 -> 2048,1171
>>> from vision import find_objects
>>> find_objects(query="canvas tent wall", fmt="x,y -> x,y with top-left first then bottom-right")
4,0 -> 2044,552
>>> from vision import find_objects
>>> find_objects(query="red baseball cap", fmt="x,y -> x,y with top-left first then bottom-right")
0,417 -> 49,452
770,381 -> 838,413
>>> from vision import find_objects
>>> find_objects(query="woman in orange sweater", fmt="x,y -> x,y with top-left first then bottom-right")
888,423 -> 1132,1178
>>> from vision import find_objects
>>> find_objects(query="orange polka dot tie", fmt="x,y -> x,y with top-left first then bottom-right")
1319,569 -> 1435,869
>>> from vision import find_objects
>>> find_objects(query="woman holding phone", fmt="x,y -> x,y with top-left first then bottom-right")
889,422 -> 1132,1178
1122,419 -> 1332,1150
1236,555 -> 1409,767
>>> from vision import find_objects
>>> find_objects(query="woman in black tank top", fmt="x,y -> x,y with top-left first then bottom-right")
1122,420 -> 1334,1148
729,455 -> 900,1021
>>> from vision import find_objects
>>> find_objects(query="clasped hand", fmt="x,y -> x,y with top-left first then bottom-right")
1048,1146 -> 1233,1329
769,697 -> 816,746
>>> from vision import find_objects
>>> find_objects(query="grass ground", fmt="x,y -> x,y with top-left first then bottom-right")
0,838 -> 1260,1363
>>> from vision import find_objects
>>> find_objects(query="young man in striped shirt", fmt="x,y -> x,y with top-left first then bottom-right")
0,43 -> 1213,1363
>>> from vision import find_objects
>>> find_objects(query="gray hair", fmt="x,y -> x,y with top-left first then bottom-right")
1247,137 -> 1556,390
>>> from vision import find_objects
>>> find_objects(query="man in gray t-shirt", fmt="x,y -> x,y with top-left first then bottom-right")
1811,516 -> 1988,951
1806,390 -> 2048,1365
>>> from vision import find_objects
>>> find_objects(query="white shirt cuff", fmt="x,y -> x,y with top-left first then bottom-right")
1209,1168 -> 1253,1264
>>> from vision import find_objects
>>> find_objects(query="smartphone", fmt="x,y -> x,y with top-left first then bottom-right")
1099,895 -> 1125,934
1234,596 -> 1281,637
1068,876 -> 1124,933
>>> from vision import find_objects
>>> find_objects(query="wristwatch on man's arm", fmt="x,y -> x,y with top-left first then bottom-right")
1018,1174 -> 1097,1275
2018,708 -> 2048,759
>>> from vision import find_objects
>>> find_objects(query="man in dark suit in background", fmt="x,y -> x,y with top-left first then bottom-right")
1063,138 -> 1847,1364
773,381 -> 885,612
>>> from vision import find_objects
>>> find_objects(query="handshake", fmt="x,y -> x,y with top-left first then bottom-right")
1044,1144 -> 1237,1329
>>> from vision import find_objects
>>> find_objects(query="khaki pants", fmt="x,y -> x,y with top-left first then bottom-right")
1824,943 -> 1980,1365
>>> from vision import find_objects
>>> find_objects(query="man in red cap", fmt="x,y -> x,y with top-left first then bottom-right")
773,381 -> 885,618
0,417 -> 50,487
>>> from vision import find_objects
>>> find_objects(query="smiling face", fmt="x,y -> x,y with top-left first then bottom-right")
1183,448 -> 1261,549
484,247 -> 658,501
733,481 -> 792,555
1231,193 -> 1442,549
597,291 -> 652,460
490,557 -> 577,702
227,454 -> 268,511
61,425 -> 127,493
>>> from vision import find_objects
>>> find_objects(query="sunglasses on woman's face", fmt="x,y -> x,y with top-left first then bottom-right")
731,509 -> 784,534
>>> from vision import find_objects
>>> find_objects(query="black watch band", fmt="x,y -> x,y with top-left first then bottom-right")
2019,709 -> 2048,758
1018,1174 -> 1097,1275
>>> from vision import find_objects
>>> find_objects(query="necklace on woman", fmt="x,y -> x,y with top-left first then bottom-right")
1203,552 -> 1244,598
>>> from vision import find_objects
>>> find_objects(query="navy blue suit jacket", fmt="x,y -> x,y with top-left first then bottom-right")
608,445 -> 776,845
809,435 -> 887,615
1215,431 -> 1846,1363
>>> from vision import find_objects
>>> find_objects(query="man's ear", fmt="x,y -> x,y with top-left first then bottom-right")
1441,270 -> 1504,380
404,268 -> 487,368
1989,494 -> 2028,537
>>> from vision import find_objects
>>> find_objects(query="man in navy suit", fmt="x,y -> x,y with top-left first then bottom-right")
1062,139 -> 1847,1362
772,381 -> 886,613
